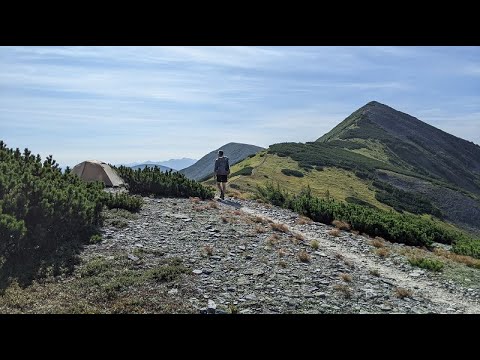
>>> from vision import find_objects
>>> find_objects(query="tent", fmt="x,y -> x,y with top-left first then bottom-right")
72,160 -> 125,187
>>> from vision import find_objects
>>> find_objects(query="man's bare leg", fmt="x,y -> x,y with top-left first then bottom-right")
216,182 -> 222,197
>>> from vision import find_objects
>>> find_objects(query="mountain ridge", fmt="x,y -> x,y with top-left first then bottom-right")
221,101 -> 480,235
180,142 -> 265,181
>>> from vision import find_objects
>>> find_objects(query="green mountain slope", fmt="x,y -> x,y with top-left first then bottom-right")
215,102 -> 480,236
180,142 -> 264,181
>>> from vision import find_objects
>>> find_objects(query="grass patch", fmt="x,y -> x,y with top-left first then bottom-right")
332,220 -> 351,231
230,166 -> 253,177
408,256 -> 444,272
296,216 -> 313,225
266,234 -> 280,247
328,229 -> 341,237
270,223 -> 289,233
255,225 -> 266,234
333,284 -> 352,298
250,215 -> 266,224
298,250 -> 311,263
208,201 -> 219,209
369,269 -> 380,277
293,232 -> 305,241
310,240 -> 319,250
433,248 -> 480,269
395,287 -> 413,299
278,248 -> 287,257
370,237 -> 385,248
281,168 -> 304,177
375,248 -> 390,258
80,257 -> 113,277
146,258 -> 188,282
203,245 -> 214,256
340,273 -> 352,282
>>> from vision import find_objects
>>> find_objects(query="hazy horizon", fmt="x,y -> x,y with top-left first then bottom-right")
1,46 -> 479,168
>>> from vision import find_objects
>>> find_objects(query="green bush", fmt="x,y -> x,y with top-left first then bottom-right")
281,168 -> 304,177
115,166 -> 214,200
104,192 -> 143,212
345,197 -> 378,209
452,236 -> 480,259
0,142 -> 105,257
230,166 -> 253,177
408,257 -> 444,271
0,141 -> 144,286
256,183 -> 479,249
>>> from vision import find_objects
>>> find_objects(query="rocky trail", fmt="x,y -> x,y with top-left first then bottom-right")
88,196 -> 480,314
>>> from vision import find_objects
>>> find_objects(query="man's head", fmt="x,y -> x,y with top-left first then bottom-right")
218,150 -> 224,157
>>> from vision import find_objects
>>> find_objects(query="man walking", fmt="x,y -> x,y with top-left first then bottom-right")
214,150 -> 230,200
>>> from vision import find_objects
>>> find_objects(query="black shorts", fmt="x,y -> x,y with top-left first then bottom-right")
216,175 -> 228,183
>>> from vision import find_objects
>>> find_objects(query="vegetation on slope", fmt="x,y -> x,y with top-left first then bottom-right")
372,181 -> 443,218
0,141 -> 142,288
256,183 -> 480,258
207,152 -> 390,210
116,166 -> 214,200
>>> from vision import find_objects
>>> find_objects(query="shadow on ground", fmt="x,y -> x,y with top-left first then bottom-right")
0,242 -> 83,293
217,198 -> 242,209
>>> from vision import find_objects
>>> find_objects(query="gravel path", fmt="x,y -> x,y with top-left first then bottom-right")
89,196 -> 480,314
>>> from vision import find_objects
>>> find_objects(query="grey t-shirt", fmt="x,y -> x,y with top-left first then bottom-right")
214,156 -> 230,175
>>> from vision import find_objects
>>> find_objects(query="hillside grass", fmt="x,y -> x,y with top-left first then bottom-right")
205,153 -> 391,211
0,255 -> 194,313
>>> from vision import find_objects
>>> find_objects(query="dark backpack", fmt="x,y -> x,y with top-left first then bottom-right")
215,157 -> 230,175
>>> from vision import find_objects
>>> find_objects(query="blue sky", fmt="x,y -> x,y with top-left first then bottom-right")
1,46 -> 479,168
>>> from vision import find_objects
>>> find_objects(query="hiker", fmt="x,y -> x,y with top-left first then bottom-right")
214,150 -> 230,200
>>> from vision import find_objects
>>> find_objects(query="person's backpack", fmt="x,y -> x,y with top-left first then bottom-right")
216,157 -> 230,175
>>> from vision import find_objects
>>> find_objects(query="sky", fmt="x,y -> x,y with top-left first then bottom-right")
1,46 -> 479,168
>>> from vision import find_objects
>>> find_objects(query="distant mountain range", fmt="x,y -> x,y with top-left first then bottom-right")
130,164 -> 174,172
118,158 -> 197,171
180,142 -> 265,181
219,101 -> 480,236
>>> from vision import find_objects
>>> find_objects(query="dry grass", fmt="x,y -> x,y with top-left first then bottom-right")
293,232 -> 305,241
344,259 -> 355,268
369,269 -> 380,277
193,205 -> 207,212
270,222 -> 289,233
332,220 -> 351,231
395,287 -> 413,299
433,248 -> 480,269
255,225 -> 266,234
351,230 -> 360,235
340,273 -> 352,282
370,237 -> 386,248
189,197 -> 201,204
279,260 -> 287,268
266,234 -> 279,247
296,216 -> 313,225
278,248 -> 287,257
333,284 -> 352,298
375,248 -> 390,258
310,240 -> 319,250
251,215 -> 266,224
204,245 -> 214,256
298,250 -> 311,263
208,201 -> 219,209
232,210 -> 242,216
221,216 -> 229,223
328,228 -> 341,237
